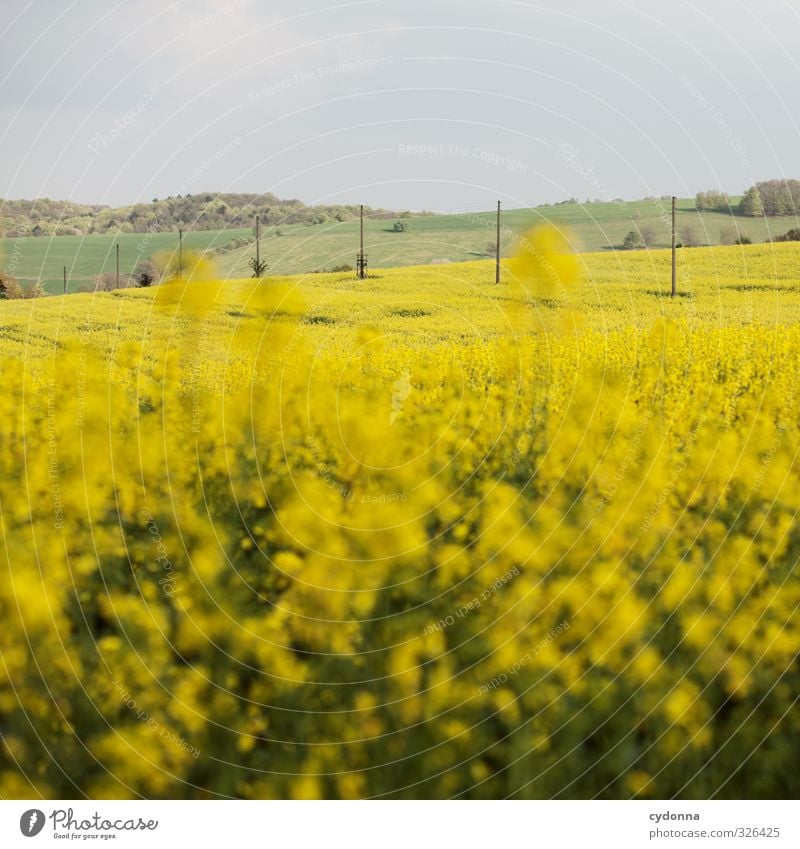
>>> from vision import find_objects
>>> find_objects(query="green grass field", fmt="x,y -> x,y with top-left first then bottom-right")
4,197 -> 800,292
0,228 -> 251,293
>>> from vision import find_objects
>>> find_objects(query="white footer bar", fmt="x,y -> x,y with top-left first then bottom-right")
2,800 -> 796,848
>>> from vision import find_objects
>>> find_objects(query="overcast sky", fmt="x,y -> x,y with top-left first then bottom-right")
1,0 -> 799,211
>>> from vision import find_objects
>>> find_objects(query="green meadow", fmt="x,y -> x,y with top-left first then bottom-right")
4,197 -> 800,292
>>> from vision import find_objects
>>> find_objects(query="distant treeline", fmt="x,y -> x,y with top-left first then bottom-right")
0,193 -> 419,238
696,180 -> 800,217
739,180 -> 800,216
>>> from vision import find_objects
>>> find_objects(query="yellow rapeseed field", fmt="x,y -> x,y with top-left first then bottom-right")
1,239 -> 799,799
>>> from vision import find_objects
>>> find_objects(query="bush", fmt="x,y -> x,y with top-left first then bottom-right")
22,281 -> 46,298
638,225 -> 655,248
392,220 -> 409,233
772,228 -> 800,243
135,259 -> 161,288
720,227 -> 752,246
248,257 -> 268,278
623,230 -> 643,250
679,225 -> 702,247
94,272 -> 120,292
0,272 -> 23,300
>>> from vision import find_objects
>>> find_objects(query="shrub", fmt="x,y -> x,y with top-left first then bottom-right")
772,228 -> 800,243
679,225 -> 702,247
94,272 -> 120,292
392,220 -> 409,233
135,259 -> 161,288
248,257 -> 268,278
0,272 -> 23,300
22,281 -> 46,298
623,230 -> 643,250
638,225 -> 656,247
721,227 -> 752,246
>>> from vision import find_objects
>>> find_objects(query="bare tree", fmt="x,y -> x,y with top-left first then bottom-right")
679,225 -> 701,247
94,272 -> 120,292
638,225 -> 656,247
22,281 -> 47,298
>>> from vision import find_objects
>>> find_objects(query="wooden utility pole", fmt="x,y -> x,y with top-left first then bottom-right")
356,204 -> 368,279
63,266 -> 67,295
671,196 -> 677,298
249,214 -> 268,278
495,200 -> 501,284
116,243 -> 120,290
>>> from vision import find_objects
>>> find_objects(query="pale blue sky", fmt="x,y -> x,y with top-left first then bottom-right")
2,0 -> 799,210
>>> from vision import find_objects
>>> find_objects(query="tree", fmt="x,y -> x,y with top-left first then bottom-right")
392,220 -> 409,232
679,225 -> 701,247
719,225 -> 740,245
248,256 -> 268,278
22,281 -> 46,298
739,186 -> 765,217
737,180 -> 800,216
623,230 -> 643,249
0,272 -> 23,299
696,189 -> 729,210
638,225 -> 656,248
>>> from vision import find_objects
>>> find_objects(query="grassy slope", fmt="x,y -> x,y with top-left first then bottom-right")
213,199 -> 800,277
4,198 -> 800,293
1,228 -> 251,293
